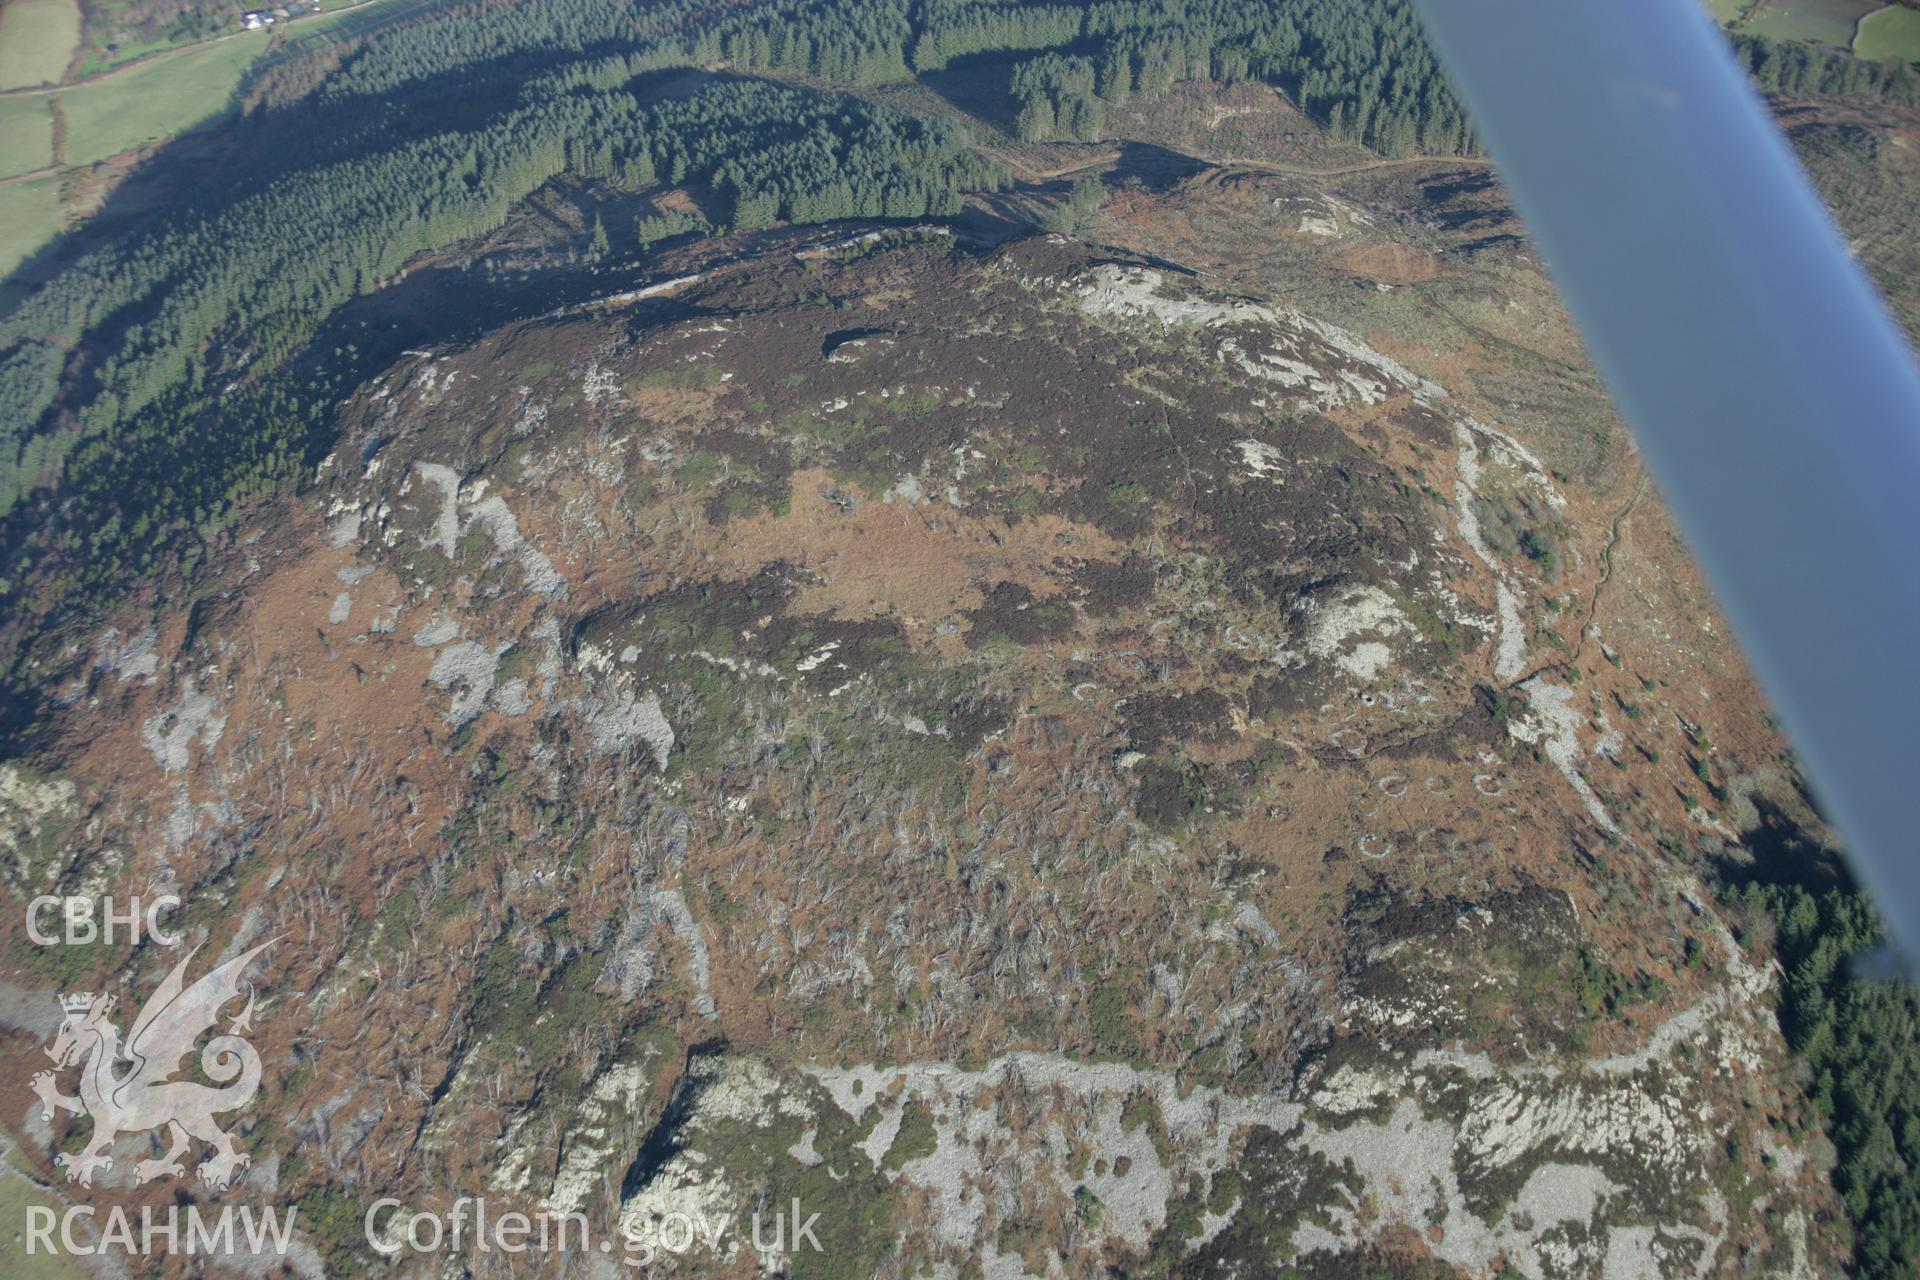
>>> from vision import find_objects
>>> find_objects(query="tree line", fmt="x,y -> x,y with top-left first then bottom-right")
1738,880 -> 1919,1279
1735,31 -> 1920,104
943,0 -> 1476,156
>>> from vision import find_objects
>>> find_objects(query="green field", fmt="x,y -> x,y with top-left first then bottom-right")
0,0 -> 80,88
48,0 -> 424,166
1743,0 -> 1883,45
0,96 -> 55,176
0,174 -> 62,281
1706,0 -> 1757,23
1855,4 -> 1920,59
54,30 -> 269,167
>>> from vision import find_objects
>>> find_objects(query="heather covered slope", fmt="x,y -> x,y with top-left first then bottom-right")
0,196 -> 1859,1274
4,4 -> 1919,1270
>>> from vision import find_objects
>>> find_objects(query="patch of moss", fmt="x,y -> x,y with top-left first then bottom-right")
884,1100 -> 938,1170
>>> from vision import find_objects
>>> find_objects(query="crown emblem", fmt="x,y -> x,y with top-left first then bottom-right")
59,992 -> 95,1013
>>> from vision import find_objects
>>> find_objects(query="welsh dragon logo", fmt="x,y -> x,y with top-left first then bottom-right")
31,939 -> 274,1191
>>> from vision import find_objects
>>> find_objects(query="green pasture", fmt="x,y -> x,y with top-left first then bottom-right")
54,31 -> 269,166
1855,5 -> 1920,59
0,0 -> 80,88
0,96 -> 55,176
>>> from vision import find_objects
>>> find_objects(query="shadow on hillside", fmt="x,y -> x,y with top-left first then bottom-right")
916,53 -> 1027,136
1710,790 -> 1856,896
1105,141 -> 1209,188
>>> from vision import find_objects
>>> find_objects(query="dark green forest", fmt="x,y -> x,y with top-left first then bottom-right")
1738,881 -> 1920,1279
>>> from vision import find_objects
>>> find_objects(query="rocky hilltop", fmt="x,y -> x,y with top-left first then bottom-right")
1,160 -> 1854,1277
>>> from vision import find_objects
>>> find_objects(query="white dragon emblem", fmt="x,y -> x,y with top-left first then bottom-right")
31,939 -> 274,1191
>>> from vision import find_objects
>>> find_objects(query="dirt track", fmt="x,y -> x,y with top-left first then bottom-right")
989,144 -> 1493,184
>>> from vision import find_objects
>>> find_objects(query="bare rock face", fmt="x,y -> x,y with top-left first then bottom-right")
0,221 -> 1834,1277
